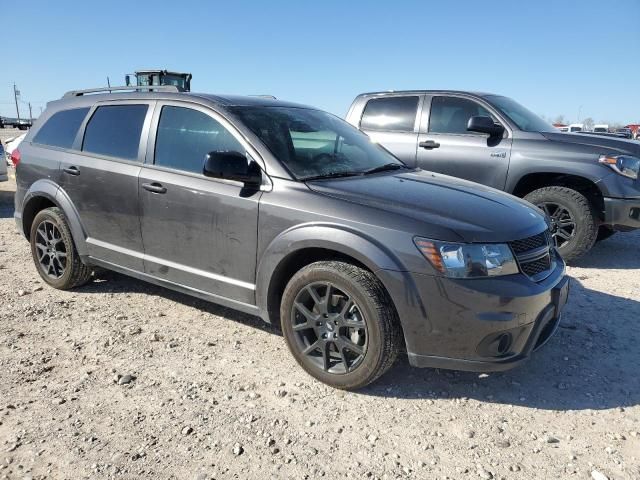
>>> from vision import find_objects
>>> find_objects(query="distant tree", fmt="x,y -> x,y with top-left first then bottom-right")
582,117 -> 594,130
553,115 -> 566,125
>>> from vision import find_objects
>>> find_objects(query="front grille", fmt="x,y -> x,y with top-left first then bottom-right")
510,231 -> 548,254
521,254 -> 551,277
509,230 -> 554,281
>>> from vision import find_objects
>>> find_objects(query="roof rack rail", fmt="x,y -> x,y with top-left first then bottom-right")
250,95 -> 277,99
63,85 -> 183,98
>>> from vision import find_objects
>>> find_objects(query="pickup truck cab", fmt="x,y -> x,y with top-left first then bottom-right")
346,91 -> 640,261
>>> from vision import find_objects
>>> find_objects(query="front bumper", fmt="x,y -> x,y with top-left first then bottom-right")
378,258 -> 569,372
603,197 -> 640,230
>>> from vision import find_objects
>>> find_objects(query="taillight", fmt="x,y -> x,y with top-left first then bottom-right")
10,148 -> 20,167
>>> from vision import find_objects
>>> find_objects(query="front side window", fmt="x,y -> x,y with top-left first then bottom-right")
231,106 -> 406,180
82,105 -> 148,160
154,106 -> 243,174
429,96 -> 496,135
360,96 -> 419,132
33,107 -> 90,149
484,95 -> 554,133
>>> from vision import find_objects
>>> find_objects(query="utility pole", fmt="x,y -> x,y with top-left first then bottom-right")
13,83 -> 21,123
28,102 -> 33,123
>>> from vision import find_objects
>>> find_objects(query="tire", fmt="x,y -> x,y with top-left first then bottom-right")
29,207 -> 92,289
280,261 -> 402,390
524,186 -> 598,262
596,226 -> 616,242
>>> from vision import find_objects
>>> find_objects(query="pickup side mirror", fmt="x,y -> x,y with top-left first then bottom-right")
203,151 -> 262,187
467,115 -> 505,137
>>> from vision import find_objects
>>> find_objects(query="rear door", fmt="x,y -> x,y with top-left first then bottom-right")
357,95 -> 422,167
139,102 -> 261,305
416,95 -> 512,190
58,101 -> 154,270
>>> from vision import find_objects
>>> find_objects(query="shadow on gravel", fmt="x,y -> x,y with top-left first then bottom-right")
570,231 -> 640,269
81,269 -> 280,336
362,279 -> 640,411
80,270 -> 640,411
0,190 -> 15,218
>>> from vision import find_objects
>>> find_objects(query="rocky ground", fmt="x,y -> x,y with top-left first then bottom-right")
0,175 -> 639,480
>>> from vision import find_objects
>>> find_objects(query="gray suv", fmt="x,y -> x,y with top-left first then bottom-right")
14,86 -> 569,389
347,91 -> 640,261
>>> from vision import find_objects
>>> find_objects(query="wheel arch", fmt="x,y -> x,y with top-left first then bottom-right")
511,172 -> 605,219
21,181 -> 88,255
256,224 -> 406,324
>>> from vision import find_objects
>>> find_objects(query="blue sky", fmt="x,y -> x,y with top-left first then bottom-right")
2,0 -> 639,124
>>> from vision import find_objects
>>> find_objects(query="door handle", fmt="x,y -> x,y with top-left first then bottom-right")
419,140 -> 440,150
63,166 -> 80,176
142,182 -> 167,194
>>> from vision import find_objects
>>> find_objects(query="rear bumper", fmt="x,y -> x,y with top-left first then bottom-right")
378,257 -> 569,372
603,197 -> 640,229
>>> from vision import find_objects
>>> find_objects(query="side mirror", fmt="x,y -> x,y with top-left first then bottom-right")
125,75 -> 131,86
203,151 -> 262,187
467,116 -> 505,137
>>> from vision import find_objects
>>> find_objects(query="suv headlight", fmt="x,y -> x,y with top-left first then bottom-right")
414,238 -> 519,278
599,154 -> 640,180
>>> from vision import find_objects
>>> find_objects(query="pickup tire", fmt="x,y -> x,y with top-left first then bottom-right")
280,261 -> 401,390
29,207 -> 93,290
524,186 -> 597,262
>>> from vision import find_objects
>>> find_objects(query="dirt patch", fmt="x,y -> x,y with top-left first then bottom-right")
1,178 -> 639,479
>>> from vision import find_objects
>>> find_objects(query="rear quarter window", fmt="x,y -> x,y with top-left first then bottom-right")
360,96 -> 419,132
82,105 -> 148,160
32,107 -> 90,149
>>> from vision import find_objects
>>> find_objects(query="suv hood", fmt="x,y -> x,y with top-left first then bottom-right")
307,170 -> 547,243
541,131 -> 640,156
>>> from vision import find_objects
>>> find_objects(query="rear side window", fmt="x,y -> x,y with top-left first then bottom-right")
429,96 -> 495,134
33,107 -> 89,149
82,105 -> 148,160
360,96 -> 419,132
154,106 -> 243,174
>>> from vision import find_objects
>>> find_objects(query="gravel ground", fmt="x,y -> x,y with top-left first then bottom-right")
0,176 -> 639,480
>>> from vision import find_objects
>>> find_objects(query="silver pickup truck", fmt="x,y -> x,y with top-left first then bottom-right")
347,90 -> 640,261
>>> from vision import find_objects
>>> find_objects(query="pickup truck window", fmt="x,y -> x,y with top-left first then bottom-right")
360,96 -> 419,132
428,96 -> 494,135
483,95 -> 554,133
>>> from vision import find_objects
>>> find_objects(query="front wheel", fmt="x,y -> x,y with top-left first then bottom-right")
524,186 -> 598,262
280,261 -> 402,390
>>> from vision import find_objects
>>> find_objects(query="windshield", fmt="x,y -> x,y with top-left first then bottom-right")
230,106 -> 405,180
484,95 -> 555,133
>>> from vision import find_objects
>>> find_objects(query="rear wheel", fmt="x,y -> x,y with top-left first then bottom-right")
280,261 -> 401,390
524,186 -> 598,262
29,207 -> 92,289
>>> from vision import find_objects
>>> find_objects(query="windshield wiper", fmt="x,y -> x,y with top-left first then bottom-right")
302,171 -> 364,181
364,163 -> 408,174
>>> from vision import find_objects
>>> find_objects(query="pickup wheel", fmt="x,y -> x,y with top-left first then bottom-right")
280,261 -> 401,390
29,207 -> 93,290
524,186 -> 598,262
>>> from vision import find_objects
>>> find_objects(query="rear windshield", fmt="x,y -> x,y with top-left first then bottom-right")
32,107 -> 90,149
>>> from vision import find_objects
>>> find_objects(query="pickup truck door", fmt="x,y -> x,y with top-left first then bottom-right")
356,95 -> 423,167
416,95 -> 512,190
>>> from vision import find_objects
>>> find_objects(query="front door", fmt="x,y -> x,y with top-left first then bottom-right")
58,102 -> 154,270
416,95 -> 512,190
139,103 -> 261,305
